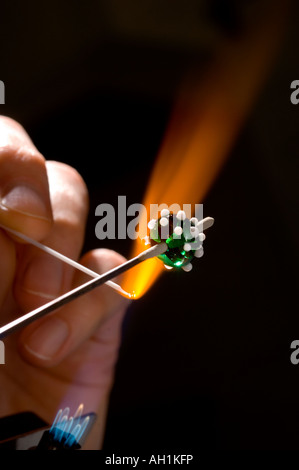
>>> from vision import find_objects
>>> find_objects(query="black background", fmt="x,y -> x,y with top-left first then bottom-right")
1,0 -> 299,450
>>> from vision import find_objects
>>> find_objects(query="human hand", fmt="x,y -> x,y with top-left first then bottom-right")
0,116 -> 129,449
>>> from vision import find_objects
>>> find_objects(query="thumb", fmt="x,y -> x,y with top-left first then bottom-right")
19,249 -> 130,367
0,116 -> 52,240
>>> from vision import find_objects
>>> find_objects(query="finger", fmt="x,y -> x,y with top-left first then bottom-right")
19,249 -> 130,366
14,160 -> 89,312
0,116 -> 53,240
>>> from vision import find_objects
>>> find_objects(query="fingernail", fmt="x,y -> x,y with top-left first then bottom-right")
23,254 -> 64,299
1,183 -> 52,221
24,316 -> 69,360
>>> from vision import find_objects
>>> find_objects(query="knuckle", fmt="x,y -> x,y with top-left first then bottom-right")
0,116 -> 41,152
47,160 -> 88,201
0,143 -> 45,163
45,161 -> 89,241
0,115 -> 26,133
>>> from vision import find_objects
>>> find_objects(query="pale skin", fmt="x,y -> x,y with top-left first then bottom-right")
0,116 -> 129,449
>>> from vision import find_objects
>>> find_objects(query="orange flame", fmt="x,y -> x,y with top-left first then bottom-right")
121,1 -> 288,298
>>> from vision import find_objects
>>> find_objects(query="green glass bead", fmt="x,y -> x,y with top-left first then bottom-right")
149,214 -> 200,268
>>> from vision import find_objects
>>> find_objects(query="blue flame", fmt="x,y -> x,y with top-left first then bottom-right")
49,404 -> 90,447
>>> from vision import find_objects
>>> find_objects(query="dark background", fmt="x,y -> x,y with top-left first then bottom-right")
1,0 -> 299,450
